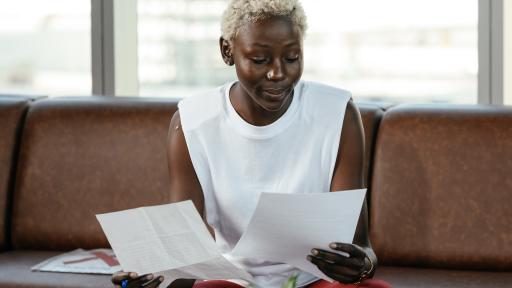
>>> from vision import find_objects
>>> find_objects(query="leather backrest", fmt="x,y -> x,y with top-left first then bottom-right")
356,102 -> 385,187
12,97 -> 178,250
10,97 -> 382,250
370,104 -> 512,270
0,96 -> 33,251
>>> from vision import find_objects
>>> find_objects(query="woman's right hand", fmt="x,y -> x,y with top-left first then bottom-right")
111,272 -> 164,288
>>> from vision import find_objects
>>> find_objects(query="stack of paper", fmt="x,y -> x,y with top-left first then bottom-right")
96,189 -> 366,286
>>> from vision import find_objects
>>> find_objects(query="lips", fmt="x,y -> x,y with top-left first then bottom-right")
262,87 -> 290,99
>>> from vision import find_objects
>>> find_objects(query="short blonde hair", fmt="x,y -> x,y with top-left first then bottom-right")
221,0 -> 307,41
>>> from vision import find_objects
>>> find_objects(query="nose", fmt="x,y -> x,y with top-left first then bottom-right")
266,59 -> 285,81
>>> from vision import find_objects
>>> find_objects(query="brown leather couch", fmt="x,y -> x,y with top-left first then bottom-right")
370,104 -> 512,287
0,96 -> 510,288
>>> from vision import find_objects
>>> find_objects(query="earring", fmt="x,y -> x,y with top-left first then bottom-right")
226,51 -> 234,65
266,72 -> 272,80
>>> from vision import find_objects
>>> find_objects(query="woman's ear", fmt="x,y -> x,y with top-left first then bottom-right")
219,37 -> 234,66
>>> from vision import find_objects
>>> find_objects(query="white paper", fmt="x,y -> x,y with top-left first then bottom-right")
96,201 -> 254,283
31,249 -> 121,274
155,255 -> 251,288
231,189 -> 367,282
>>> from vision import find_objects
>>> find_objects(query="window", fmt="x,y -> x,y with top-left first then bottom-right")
0,0 -> 91,96
137,0 -> 478,104
302,0 -> 478,104
138,0 -> 231,98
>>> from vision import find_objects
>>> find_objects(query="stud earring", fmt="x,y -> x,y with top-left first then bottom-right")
266,72 -> 272,80
225,51 -> 234,65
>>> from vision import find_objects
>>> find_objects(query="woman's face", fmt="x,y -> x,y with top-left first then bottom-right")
227,15 -> 303,112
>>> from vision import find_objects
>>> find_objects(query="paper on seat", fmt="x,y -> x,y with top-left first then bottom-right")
31,248 -> 121,274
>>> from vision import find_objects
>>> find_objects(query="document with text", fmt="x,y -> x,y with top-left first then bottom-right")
97,189 -> 366,284
96,201 -> 254,285
232,189 -> 367,282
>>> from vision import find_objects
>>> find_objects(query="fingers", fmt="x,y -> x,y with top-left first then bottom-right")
329,242 -> 366,258
128,274 -> 157,288
112,273 -> 157,288
112,272 -> 138,286
310,249 -> 364,270
307,255 -> 359,284
308,255 -> 360,276
307,243 -> 372,284
317,266 -> 357,284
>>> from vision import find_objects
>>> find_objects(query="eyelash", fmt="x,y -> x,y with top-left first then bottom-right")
285,57 -> 299,63
251,57 -> 299,65
251,58 -> 267,64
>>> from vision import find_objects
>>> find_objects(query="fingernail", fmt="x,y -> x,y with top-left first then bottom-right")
130,272 -> 138,278
306,255 -> 312,261
311,249 -> 318,255
329,243 -> 337,249
158,276 -> 164,281
146,274 -> 154,280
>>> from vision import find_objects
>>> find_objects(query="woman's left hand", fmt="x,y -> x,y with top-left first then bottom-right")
307,242 -> 373,284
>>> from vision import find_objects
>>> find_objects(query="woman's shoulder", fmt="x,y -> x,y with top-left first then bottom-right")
299,81 -> 352,122
300,80 -> 352,101
178,82 -> 232,131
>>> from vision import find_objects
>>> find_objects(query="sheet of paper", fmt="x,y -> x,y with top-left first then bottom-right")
156,255 -> 251,288
96,201 -> 254,282
31,248 -> 121,274
231,189 -> 367,282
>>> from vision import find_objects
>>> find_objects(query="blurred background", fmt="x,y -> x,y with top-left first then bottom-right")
0,0 -> 508,105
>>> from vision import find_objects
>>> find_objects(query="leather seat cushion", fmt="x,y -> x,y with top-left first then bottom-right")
375,266 -> 512,288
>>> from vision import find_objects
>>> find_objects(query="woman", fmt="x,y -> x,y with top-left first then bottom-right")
113,1 -> 390,287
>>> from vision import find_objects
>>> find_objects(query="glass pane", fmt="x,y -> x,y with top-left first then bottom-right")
138,0 -> 478,104
138,0 -> 231,98
0,0 -> 91,96
302,0 -> 478,104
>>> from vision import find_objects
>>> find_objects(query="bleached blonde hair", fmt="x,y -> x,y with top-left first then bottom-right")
221,0 -> 307,41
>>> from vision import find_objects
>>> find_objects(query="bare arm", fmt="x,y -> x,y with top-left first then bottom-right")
167,111 -> 204,213
164,111 -> 207,288
167,111 -> 214,237
330,100 -> 377,268
308,100 -> 377,284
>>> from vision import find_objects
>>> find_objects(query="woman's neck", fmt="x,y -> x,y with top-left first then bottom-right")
229,82 -> 294,127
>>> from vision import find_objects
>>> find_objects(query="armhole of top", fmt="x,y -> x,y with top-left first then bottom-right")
177,101 -> 219,227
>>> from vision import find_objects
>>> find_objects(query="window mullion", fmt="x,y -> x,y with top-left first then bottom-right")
478,0 -> 504,105
91,0 -> 139,96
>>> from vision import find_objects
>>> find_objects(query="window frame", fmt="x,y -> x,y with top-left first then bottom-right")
91,0 -> 508,105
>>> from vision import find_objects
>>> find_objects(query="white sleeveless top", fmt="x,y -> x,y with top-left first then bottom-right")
178,81 -> 351,288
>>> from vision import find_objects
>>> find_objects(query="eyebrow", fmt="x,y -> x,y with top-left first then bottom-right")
251,42 -> 300,48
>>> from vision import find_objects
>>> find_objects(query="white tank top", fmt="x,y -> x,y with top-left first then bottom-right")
178,80 -> 351,288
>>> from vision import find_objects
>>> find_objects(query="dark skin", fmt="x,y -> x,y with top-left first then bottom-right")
112,15 -> 377,288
